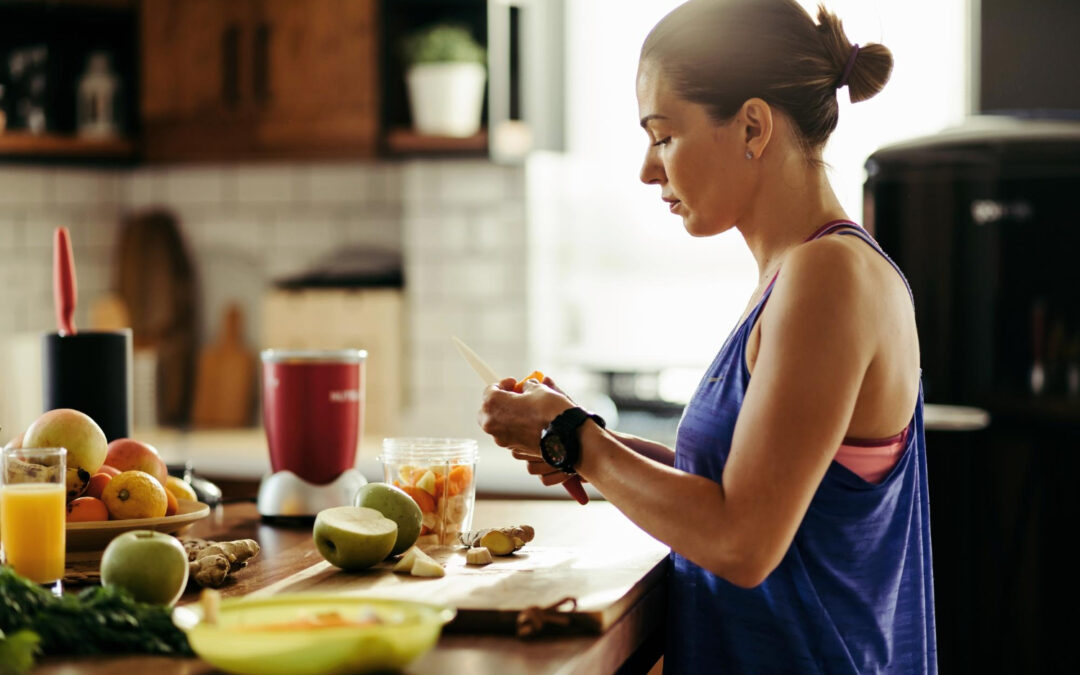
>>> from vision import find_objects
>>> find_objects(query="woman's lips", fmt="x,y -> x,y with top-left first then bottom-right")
668,200 -> 682,213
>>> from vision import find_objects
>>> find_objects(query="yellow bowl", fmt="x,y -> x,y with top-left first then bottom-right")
173,594 -> 455,675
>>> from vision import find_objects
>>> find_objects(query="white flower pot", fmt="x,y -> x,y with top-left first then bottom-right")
405,62 -> 486,137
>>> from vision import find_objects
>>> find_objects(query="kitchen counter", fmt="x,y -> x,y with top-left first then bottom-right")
135,428 -> 606,500
37,499 -> 670,674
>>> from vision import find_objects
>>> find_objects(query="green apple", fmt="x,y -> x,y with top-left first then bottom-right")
353,482 -> 423,557
313,506 -> 398,571
22,409 -> 107,501
101,530 -> 190,606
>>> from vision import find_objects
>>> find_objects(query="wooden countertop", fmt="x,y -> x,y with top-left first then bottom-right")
37,499 -> 670,675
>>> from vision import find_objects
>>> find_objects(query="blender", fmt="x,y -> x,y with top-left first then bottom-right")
257,349 -> 368,519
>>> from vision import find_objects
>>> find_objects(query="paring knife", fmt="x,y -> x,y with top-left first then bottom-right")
451,336 -> 589,505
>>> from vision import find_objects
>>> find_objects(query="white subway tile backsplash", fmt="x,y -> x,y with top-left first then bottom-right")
0,158 -> 529,448
0,168 -> 48,206
270,216 -> 338,250
49,170 -> 119,206
124,168 -> 165,209
0,213 -> 22,250
235,166 -> 303,204
307,164 -> 380,204
163,168 -> 229,204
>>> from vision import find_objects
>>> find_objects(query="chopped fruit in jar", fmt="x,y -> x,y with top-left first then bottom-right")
400,485 -> 436,514
416,470 -> 437,496
447,465 -> 473,497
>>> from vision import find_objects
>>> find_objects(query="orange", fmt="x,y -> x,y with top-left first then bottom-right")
165,475 -> 198,502
102,470 -> 168,520
67,496 -> 110,522
86,472 -> 112,500
164,488 -> 179,517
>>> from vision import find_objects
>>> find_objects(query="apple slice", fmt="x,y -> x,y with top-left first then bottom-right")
393,546 -> 420,573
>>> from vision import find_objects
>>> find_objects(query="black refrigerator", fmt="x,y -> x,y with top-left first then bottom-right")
864,116 -> 1080,674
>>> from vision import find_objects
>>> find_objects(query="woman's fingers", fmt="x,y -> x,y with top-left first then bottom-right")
510,449 -> 542,462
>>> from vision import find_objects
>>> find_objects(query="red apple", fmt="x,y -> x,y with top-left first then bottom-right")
98,464 -> 121,477
104,439 -> 168,487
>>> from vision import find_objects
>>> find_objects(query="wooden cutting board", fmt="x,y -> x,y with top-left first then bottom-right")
191,303 -> 256,428
250,501 -> 670,635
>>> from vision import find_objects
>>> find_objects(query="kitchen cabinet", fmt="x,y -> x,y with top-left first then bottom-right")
141,0 -> 378,161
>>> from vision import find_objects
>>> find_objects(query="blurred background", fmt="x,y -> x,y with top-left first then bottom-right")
0,0 -> 1077,669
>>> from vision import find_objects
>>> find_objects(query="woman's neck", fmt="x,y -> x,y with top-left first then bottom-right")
737,151 -> 849,284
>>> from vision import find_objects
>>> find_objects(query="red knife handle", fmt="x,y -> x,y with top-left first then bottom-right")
53,227 -> 77,335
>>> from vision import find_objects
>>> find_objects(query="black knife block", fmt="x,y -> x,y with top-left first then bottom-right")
42,330 -> 132,442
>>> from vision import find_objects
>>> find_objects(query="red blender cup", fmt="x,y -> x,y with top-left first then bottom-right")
257,349 -> 368,518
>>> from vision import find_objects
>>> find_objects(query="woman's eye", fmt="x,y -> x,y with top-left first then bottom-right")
652,137 -> 671,147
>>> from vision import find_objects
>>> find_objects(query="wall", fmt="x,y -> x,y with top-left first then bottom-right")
0,159 -> 528,447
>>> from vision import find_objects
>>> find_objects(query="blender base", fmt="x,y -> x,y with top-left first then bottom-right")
256,468 -> 368,519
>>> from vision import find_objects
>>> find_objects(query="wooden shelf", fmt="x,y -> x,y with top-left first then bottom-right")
0,132 -> 137,160
383,126 -> 488,156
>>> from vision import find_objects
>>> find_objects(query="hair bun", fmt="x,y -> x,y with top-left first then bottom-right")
816,4 -> 893,103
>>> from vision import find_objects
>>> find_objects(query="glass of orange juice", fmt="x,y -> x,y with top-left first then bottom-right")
1,446 -> 66,592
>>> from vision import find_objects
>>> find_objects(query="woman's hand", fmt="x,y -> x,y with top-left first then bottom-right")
478,377 -> 573,454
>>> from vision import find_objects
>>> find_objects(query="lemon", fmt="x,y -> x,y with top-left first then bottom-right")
165,475 -> 198,502
103,470 -> 168,519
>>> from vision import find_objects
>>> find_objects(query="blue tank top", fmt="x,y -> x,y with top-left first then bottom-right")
666,222 -> 937,673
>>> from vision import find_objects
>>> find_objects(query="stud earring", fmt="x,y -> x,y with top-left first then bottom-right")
745,150 -> 753,160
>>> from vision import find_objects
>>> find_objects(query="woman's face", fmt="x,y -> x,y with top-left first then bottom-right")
636,60 -> 754,237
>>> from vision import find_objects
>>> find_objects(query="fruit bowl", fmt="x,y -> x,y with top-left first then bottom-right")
66,498 -> 210,560
172,594 -> 456,675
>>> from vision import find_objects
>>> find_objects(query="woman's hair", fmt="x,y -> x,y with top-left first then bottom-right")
641,0 -> 893,153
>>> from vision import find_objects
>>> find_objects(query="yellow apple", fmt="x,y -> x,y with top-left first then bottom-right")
22,408 -> 108,501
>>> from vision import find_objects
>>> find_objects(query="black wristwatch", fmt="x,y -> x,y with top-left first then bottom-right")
539,407 -> 606,475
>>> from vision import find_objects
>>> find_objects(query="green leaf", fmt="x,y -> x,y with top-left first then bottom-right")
0,628 -> 41,675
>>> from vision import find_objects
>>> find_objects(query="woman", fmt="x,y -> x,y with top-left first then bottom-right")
478,0 -> 936,672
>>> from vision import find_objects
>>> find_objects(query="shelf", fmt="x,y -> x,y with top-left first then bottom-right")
0,132 -> 137,161
383,126 -> 488,156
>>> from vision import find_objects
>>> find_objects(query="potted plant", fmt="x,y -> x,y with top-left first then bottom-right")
401,23 -> 486,137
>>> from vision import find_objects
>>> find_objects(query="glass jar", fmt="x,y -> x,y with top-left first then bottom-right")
380,438 -> 478,546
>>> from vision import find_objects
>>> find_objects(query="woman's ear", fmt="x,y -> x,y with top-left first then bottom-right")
740,98 -> 773,159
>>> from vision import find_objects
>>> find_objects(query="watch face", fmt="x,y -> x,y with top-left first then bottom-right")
542,433 -> 568,466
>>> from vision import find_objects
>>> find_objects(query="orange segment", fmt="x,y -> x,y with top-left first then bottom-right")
514,370 -> 545,393
400,485 -> 437,514
447,465 -> 473,497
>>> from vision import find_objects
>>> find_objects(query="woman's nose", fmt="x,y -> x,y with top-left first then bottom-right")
640,152 -> 665,186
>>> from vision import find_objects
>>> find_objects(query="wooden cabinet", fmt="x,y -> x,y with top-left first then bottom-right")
141,0 -> 378,161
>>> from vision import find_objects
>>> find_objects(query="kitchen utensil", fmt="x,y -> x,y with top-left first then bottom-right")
380,438 -> 478,545
451,337 -> 589,505
257,349 -> 369,518
192,303 -> 256,428
115,209 -> 197,425
53,226 -> 77,335
173,595 -> 455,675
66,498 -> 210,562
42,329 -> 133,442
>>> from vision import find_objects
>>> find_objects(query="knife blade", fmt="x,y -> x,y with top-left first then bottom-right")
451,336 -> 590,505
452,336 -> 501,385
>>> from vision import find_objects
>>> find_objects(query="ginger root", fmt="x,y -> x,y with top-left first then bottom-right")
466,546 -> 494,565
183,537 -> 260,588
459,525 -> 534,556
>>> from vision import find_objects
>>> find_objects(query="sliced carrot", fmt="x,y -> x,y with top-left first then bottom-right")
400,485 -> 437,514
513,370 -> 545,393
447,465 -> 473,497
434,473 -> 445,499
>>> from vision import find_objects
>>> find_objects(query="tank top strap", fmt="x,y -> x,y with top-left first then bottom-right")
828,226 -> 916,306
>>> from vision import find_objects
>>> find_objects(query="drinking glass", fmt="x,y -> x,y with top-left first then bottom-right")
1,447 -> 67,591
